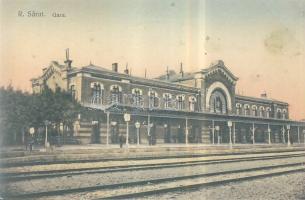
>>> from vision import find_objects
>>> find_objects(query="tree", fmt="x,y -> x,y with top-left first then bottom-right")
0,85 -> 82,145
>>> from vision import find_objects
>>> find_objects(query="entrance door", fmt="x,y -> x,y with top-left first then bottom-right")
91,123 -> 100,143
111,125 -> 119,144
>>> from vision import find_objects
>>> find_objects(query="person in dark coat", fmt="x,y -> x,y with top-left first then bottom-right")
29,138 -> 34,153
119,134 -> 124,148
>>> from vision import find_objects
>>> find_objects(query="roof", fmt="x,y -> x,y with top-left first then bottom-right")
201,60 -> 239,81
155,70 -> 195,82
63,61 -> 289,106
82,63 -> 113,72
236,94 -> 288,105
31,61 -> 71,83
68,64 -> 199,93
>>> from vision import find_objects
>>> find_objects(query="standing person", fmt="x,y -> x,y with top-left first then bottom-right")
24,132 -> 28,151
29,138 -> 33,153
119,134 -> 124,148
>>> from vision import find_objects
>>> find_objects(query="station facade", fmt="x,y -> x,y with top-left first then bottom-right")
31,52 -> 305,145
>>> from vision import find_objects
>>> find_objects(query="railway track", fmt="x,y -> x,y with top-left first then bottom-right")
2,162 -> 304,199
1,148 -> 305,168
1,152 -> 305,182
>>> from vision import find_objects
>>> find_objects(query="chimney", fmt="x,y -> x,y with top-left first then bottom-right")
261,91 -> 267,98
112,63 -> 118,72
124,63 -> 129,75
64,48 -> 72,70
166,66 -> 170,80
180,62 -> 184,78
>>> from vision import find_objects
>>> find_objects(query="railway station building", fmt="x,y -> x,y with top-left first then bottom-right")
31,51 -> 305,146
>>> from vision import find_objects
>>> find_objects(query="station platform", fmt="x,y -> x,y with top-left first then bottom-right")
1,143 -> 305,167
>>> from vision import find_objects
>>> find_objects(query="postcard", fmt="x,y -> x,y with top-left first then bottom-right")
0,0 -> 305,199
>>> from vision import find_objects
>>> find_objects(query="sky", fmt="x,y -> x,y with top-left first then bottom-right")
0,0 -> 304,119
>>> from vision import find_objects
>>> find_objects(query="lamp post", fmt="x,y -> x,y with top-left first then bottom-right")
135,121 -> 141,145
281,126 -> 286,144
233,122 -> 236,144
164,124 -> 168,143
106,112 -> 110,146
124,113 -> 131,146
297,126 -> 300,144
149,123 -> 154,145
44,120 -> 50,148
250,123 -> 256,145
147,115 -> 151,145
185,118 -> 189,145
29,127 -> 35,136
267,124 -> 271,145
287,124 -> 291,146
111,121 -> 117,144
59,122 -> 64,146
228,121 -> 233,148
215,125 -> 220,145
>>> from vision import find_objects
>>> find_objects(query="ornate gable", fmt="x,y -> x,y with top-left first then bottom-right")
202,60 -> 238,85
31,61 -> 68,92
42,61 -> 64,82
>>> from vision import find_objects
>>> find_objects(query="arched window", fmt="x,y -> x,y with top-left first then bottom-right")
163,93 -> 172,109
252,105 -> 258,116
176,95 -> 185,110
148,90 -> 159,108
276,109 -> 282,119
266,107 -> 271,118
282,109 -> 287,119
244,104 -> 250,116
259,106 -> 265,117
209,90 -> 227,114
91,82 -> 103,104
189,96 -> 196,111
110,85 -> 122,104
131,88 -> 143,107
236,103 -> 242,115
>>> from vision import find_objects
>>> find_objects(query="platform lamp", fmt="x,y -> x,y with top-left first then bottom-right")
228,121 -> 233,148
59,122 -> 64,146
164,124 -> 168,143
44,120 -> 51,148
29,127 -> 35,136
303,129 -> 305,146
215,125 -> 220,145
135,121 -> 141,145
124,113 -> 131,146
287,124 -> 291,147
267,126 -> 271,145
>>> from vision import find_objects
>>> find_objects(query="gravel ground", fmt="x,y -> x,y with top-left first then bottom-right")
1,156 -> 304,195
1,151 -> 303,174
143,172 -> 305,200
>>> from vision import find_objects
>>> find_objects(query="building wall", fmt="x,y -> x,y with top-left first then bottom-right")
235,97 -> 289,119
31,59 -> 304,145
80,74 -> 200,111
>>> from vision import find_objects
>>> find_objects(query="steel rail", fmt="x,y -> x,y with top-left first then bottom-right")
101,167 -> 305,199
2,162 -> 304,199
2,153 -> 305,182
1,148 -> 304,168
